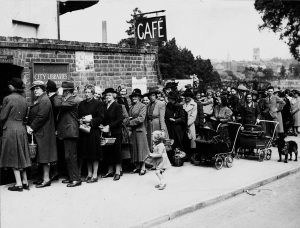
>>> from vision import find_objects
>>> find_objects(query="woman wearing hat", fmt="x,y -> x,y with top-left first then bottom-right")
101,88 -> 123,181
78,84 -> 104,183
182,89 -> 198,157
0,78 -> 31,191
128,89 -> 150,175
27,80 -> 57,188
165,91 -> 187,163
146,87 -> 169,149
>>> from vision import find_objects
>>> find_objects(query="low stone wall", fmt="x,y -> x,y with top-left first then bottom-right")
0,36 -> 158,100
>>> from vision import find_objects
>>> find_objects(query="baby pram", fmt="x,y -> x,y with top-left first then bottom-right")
236,120 -> 279,161
192,122 -> 242,170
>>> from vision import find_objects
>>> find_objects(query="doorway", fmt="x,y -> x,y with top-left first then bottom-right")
0,63 -> 23,185
0,63 -> 24,104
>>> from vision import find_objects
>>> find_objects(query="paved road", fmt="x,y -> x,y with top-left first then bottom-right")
158,171 -> 300,228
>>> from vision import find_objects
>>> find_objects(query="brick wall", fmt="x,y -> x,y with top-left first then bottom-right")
0,36 -> 158,100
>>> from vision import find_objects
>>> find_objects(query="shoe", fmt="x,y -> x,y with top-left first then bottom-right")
87,177 -> 98,183
102,172 -> 114,178
67,180 -> 82,187
157,184 -> 166,190
278,159 -> 282,162
22,183 -> 30,190
33,179 -> 43,185
113,174 -> 120,181
62,179 -> 71,184
132,168 -> 140,173
139,169 -> 146,176
50,174 -> 59,181
8,185 -> 23,192
35,180 -> 51,188
83,176 -> 92,182
155,184 -> 161,188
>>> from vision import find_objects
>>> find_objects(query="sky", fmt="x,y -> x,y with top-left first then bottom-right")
60,0 -> 292,61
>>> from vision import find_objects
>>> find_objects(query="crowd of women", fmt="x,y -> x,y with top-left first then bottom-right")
1,77 -> 300,192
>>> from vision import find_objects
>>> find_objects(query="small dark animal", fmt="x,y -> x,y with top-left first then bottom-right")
277,137 -> 298,163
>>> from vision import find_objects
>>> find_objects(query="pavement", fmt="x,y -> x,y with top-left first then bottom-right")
1,135 -> 300,228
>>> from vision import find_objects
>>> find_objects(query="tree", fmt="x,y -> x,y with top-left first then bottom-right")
279,65 -> 286,79
254,0 -> 300,60
158,38 -> 190,79
194,56 -> 220,84
263,68 -> 274,80
118,7 -> 144,48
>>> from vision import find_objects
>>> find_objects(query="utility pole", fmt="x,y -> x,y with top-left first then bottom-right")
57,0 -> 60,40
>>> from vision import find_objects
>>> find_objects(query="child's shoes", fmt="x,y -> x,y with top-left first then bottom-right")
156,183 -> 166,190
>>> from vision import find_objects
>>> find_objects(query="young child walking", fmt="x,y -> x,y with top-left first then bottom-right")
148,130 -> 171,190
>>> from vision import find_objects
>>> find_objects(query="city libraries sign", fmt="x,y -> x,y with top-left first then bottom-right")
135,16 -> 167,45
32,63 -> 69,86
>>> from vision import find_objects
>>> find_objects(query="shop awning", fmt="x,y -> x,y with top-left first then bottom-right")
59,0 -> 99,15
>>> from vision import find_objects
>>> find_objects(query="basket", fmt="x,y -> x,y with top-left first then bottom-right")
100,132 -> 116,146
28,134 -> 37,159
173,148 -> 186,167
173,156 -> 184,167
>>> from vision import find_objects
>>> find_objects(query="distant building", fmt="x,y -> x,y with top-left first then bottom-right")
0,0 -> 98,39
253,48 -> 260,62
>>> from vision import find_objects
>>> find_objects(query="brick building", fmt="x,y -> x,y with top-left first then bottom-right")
0,36 -> 158,103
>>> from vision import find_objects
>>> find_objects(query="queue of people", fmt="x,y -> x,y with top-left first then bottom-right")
1,78 -> 300,192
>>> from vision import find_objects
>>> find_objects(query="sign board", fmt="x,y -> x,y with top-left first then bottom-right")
75,51 -> 94,72
32,63 -> 69,87
0,55 -> 13,64
132,77 -> 147,94
271,80 -> 300,90
135,16 -> 167,45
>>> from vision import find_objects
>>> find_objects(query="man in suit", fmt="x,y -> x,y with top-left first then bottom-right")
54,81 -> 81,187
262,86 -> 286,134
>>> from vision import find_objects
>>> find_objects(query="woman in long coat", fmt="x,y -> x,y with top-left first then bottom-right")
146,88 -> 168,150
0,78 -> 31,191
27,81 -> 57,188
165,91 -> 187,161
78,84 -> 104,183
128,89 -> 150,175
291,90 -> 300,135
182,89 -> 198,151
101,88 -> 123,181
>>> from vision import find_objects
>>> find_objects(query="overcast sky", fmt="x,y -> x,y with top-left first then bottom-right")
60,0 -> 292,61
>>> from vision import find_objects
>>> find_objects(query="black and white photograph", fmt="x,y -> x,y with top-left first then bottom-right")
0,0 -> 300,227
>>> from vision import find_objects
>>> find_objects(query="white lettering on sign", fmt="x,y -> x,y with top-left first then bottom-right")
158,19 -> 164,38
137,23 -> 144,39
34,73 -> 68,81
137,18 -> 165,40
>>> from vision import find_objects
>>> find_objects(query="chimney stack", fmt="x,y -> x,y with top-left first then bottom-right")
102,20 -> 107,43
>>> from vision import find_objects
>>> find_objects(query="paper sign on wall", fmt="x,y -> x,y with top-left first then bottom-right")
132,77 -> 147,94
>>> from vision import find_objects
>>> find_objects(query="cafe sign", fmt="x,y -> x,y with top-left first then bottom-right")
32,63 -> 69,86
135,16 -> 167,45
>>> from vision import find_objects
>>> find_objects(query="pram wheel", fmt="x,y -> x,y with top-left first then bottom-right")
215,156 -> 223,170
225,155 -> 233,168
235,148 -> 242,159
265,149 -> 272,160
258,149 -> 265,162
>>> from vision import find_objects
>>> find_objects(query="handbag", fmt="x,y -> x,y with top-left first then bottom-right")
28,134 -> 37,159
79,123 -> 91,133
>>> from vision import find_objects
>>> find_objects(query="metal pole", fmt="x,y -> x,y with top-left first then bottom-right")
57,0 -> 60,40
